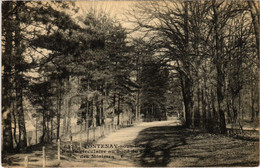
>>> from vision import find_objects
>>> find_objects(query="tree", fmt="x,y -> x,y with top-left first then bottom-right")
2,1 -> 31,150
2,1 -> 15,151
2,1 -> 79,150
247,0 -> 259,121
29,81 -> 54,143
76,11 -> 137,127
140,60 -> 169,121
248,0 -> 260,56
127,1 -> 205,127
128,0 -> 257,133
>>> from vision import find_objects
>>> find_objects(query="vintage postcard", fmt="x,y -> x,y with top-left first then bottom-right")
1,0 -> 259,167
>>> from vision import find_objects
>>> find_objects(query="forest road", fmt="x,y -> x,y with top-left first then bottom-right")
60,118 -> 259,167
60,118 -> 183,167
60,116 -> 259,167
3,117 -> 258,167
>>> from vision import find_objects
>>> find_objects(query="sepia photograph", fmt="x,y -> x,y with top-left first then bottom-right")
1,0 -> 259,167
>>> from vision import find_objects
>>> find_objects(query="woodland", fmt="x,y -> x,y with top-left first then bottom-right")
2,0 -> 259,153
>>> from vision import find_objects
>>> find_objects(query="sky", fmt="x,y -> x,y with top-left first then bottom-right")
75,1 -> 135,28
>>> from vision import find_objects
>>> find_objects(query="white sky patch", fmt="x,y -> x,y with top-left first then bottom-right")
74,1 -> 136,30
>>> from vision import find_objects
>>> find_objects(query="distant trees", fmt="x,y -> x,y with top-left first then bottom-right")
130,38 -> 170,122
29,81 -> 55,143
140,59 -> 169,121
128,0 -> 259,133
74,11 -> 137,129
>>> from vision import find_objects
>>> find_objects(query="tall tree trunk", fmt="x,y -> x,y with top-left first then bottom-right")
238,92 -> 241,120
2,2 -> 14,152
2,106 -> 13,152
47,111 -> 50,142
179,73 -> 193,128
51,118 -> 53,142
184,84 -> 193,128
194,84 -> 200,127
151,104 -> 154,121
201,86 -> 206,128
231,95 -> 238,123
251,84 -> 255,121
56,83 -> 61,141
113,90 -> 116,125
93,99 -> 97,127
14,3 -> 27,149
226,94 -> 232,123
62,99 -> 67,135
136,89 -> 140,121
213,1 -> 227,134
216,64 -> 227,134
211,89 -> 218,123
248,0 -> 260,57
11,101 -> 18,147
67,98 -> 72,135
205,86 -> 213,133
182,1 -> 193,128
117,94 -> 121,125
16,83 -> 27,149
100,99 -> 103,125
41,111 -> 46,144
85,101 -> 89,130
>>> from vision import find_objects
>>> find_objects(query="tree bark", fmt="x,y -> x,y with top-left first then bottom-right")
117,94 -> 121,125
56,83 -> 61,141
182,76 -> 193,128
16,84 -> 27,149
194,85 -> 200,127
11,101 -> 18,147
2,2 -> 14,152
182,1 -> 193,128
213,1 -> 227,134
248,1 -> 260,57
41,111 -> 46,143
201,85 -> 207,128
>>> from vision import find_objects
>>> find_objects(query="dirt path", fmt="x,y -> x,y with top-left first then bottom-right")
60,119 -> 182,167
61,117 -> 258,167
61,118 -> 258,167
3,118 -> 258,167
98,119 -> 182,145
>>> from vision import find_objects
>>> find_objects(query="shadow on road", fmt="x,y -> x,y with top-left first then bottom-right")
131,125 -> 259,167
133,126 -> 189,167
2,123 -> 258,167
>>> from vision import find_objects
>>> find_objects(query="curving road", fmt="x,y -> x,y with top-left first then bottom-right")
60,118 -> 183,167
60,117 -> 258,167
